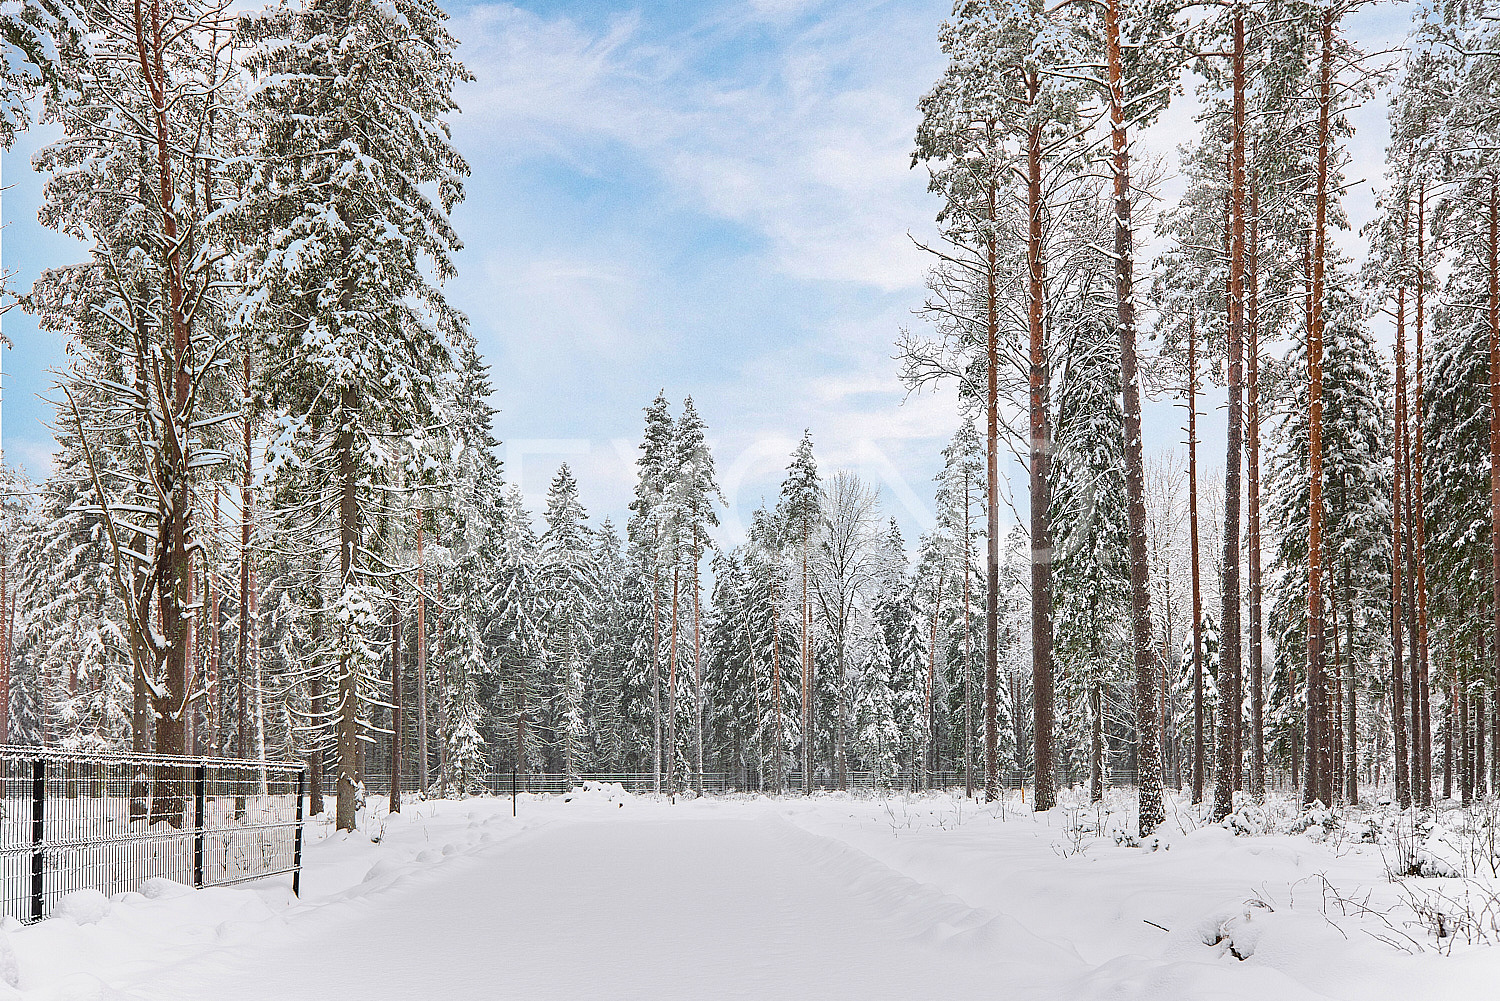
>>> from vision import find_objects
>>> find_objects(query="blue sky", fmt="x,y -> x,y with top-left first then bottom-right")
0,0 -> 1417,549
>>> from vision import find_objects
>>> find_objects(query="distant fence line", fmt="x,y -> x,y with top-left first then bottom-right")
0,747 -> 306,924
340,768 -> 1148,798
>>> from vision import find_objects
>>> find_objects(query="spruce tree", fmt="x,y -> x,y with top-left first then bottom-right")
541,465 -> 599,785
779,431 -> 821,792
240,0 -> 469,829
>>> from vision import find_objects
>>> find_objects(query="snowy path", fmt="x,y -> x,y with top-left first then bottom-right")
128,812 -> 1059,1001
17,793 -> 1500,1001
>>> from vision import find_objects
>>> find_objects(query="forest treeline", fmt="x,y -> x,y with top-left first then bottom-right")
3,0 -> 1500,835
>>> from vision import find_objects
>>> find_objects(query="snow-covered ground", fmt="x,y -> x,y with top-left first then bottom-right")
8,784 -> 1499,1000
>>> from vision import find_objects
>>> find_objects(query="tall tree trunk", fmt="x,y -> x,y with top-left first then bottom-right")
1338,582 -> 1350,804
802,516 -> 812,794
1091,606 -> 1104,802
1462,639 -> 1473,805
927,566 -> 941,787
1025,84 -> 1054,811
1489,176 -> 1500,803
309,606 -> 324,816
1109,0 -> 1162,835
1190,315 -> 1205,805
239,343 -> 254,776
964,474 -> 974,799
1479,688 -> 1489,797
984,146 -> 1002,806
390,594 -> 403,813
137,0 -> 193,828
668,563 -> 681,794
693,531 -> 704,796
647,535 -> 660,791
771,574 -> 782,793
1345,564 -> 1358,804
1393,280 -> 1412,811
1414,183 -> 1432,806
1304,9 -> 1333,809
207,487 -> 220,754
652,535 -> 661,793
1247,167 -> 1266,801
1215,5 -> 1246,822
1401,316 -> 1422,805
1444,673 -> 1453,800
336,384 -> 361,831
434,572 -> 447,789
416,515 -> 429,793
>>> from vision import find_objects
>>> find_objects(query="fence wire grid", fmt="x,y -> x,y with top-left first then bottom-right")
0,747 -> 306,924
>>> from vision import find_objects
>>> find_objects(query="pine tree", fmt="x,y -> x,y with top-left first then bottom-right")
629,391 -> 675,791
672,397 -> 721,795
35,0 -> 239,824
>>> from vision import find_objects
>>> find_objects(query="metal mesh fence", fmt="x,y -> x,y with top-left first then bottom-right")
0,747 -> 306,924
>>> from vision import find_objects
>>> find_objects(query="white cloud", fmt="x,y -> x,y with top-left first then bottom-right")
452,1 -> 944,291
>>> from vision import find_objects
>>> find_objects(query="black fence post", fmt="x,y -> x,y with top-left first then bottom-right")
292,768 -> 306,898
193,763 -> 206,888
511,766 -> 517,817
30,758 -> 45,923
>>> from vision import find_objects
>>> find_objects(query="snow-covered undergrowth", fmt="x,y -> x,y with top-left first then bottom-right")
5,786 -> 1498,999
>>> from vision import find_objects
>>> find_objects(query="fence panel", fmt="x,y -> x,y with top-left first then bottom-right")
0,747 -> 306,924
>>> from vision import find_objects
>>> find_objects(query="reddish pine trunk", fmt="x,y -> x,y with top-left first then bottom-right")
1304,9 -> 1333,809
135,0 -> 194,827
1106,0 -> 1161,834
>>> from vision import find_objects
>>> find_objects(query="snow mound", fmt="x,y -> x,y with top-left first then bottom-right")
1411,821 -> 1466,877
140,877 -> 195,901
1218,802 -> 1268,836
561,781 -> 633,805
0,929 -> 16,988
52,889 -> 112,925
